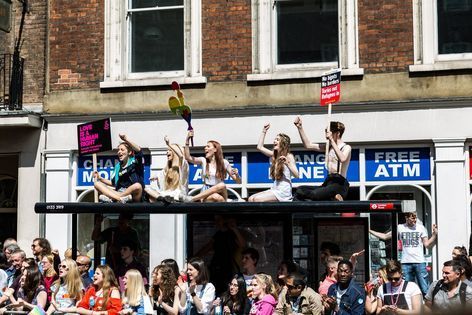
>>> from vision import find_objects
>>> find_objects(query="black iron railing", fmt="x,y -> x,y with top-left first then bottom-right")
0,53 -> 24,111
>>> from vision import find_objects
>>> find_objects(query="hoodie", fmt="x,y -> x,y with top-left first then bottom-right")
250,294 -> 277,315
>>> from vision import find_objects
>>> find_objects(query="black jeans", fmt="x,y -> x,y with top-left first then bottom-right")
294,173 -> 349,201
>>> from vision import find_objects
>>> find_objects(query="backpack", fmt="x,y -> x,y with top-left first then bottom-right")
431,280 -> 467,306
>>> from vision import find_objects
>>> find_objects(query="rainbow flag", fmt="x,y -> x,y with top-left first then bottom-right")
27,306 -> 46,315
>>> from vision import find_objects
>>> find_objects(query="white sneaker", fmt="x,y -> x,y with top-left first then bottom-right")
179,193 -> 193,202
120,195 -> 133,204
99,195 -> 113,203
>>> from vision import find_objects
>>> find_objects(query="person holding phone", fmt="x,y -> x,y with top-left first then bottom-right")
323,260 -> 365,315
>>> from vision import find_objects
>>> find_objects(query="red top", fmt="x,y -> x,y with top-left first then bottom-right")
77,286 -> 122,315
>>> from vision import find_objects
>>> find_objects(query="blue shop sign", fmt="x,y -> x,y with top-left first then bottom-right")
188,153 -> 242,185
365,148 -> 430,181
77,155 -> 151,186
247,150 -> 360,184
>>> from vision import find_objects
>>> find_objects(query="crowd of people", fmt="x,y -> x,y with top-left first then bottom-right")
2,234 -> 472,315
94,117 -> 351,204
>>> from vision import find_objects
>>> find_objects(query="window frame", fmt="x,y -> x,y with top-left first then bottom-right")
410,0 -> 472,72
248,0 -> 363,82
101,0 -> 206,89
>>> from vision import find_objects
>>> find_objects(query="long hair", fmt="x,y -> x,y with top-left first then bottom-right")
22,265 -> 43,303
42,254 -> 57,277
53,259 -> 83,301
33,237 -> 52,256
269,134 -> 291,180
206,141 -> 226,181
253,273 -> 277,300
164,144 -> 184,191
188,257 -> 210,285
123,269 -> 148,307
221,274 -> 247,315
151,265 -> 176,304
160,259 -> 180,281
95,265 -> 119,311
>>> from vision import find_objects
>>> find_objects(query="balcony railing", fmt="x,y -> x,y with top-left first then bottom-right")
0,53 -> 24,111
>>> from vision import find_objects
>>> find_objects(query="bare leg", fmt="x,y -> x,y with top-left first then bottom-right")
144,187 -> 159,203
334,194 -> 344,201
192,182 -> 227,202
248,189 -> 279,202
95,182 -> 142,202
204,193 -> 226,202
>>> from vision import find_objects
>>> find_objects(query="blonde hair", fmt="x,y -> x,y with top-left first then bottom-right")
53,259 -> 83,301
164,144 -> 184,191
253,273 -> 277,300
42,254 -> 57,277
122,269 -> 148,307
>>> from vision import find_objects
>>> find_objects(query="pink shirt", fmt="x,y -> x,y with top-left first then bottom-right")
318,276 -> 337,295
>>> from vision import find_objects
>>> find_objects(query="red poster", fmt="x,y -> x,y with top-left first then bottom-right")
320,70 -> 341,106
77,118 -> 112,156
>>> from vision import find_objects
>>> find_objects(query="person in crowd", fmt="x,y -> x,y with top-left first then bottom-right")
0,254 -> 9,292
115,240 -> 148,292
276,272 -> 323,315
195,215 -> 245,295
319,256 -> 342,295
374,260 -> 422,314
424,260 -> 472,313
46,258 -> 84,315
323,260 -> 365,315
77,255 -> 93,289
249,273 -> 277,315
454,254 -> 472,286
149,265 -> 179,315
31,238 -> 61,273
179,258 -> 215,315
249,123 -> 299,202
364,266 -> 388,315
120,269 -> 152,315
370,210 -> 438,295
76,264 -> 122,315
64,248 -> 80,260
213,274 -> 248,315
160,259 -> 185,284
41,254 -> 59,304
182,130 -> 241,202
0,248 -> 26,305
241,248 -> 259,294
94,133 -> 145,203
2,239 -> 17,264
276,260 -> 299,288
293,117 -> 351,201
146,136 -> 189,203
452,246 -> 468,260
92,213 -> 141,271
3,244 -> 20,285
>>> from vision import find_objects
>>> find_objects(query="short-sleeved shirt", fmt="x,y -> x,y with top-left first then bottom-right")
157,160 -> 189,196
377,280 -> 422,310
197,157 -> 231,186
425,280 -> 472,311
114,150 -> 145,191
397,223 -> 428,263
77,286 -> 122,315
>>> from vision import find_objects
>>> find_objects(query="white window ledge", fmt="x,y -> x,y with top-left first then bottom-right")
100,76 -> 207,89
409,60 -> 472,73
247,68 -> 364,82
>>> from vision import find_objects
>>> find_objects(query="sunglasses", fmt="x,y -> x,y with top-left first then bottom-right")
387,276 -> 402,282
59,264 -> 68,270
76,262 -> 87,267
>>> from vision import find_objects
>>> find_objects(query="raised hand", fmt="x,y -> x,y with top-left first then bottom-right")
294,116 -> 302,128
164,135 -> 170,146
262,123 -> 270,133
119,134 -> 128,142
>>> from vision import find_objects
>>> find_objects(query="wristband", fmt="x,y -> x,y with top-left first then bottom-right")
190,292 -> 196,297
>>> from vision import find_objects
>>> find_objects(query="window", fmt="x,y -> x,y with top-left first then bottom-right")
410,0 -> 472,72
101,0 -> 206,88
248,0 -> 363,81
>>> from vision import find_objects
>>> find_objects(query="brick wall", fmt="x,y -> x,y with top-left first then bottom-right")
202,0 -> 252,82
358,1 -> 414,73
1,0 -> 47,104
49,0 -> 103,91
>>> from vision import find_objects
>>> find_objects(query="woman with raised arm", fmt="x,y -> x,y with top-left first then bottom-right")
182,131 -> 241,202
149,265 -> 180,315
76,265 -> 122,315
249,123 -> 298,202
179,258 -> 215,315
146,136 -> 189,203
46,259 -> 84,315
94,134 -> 145,203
